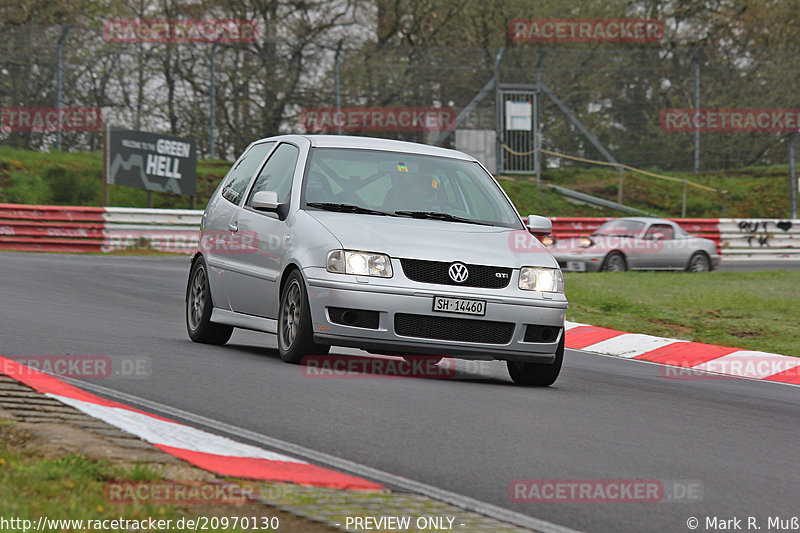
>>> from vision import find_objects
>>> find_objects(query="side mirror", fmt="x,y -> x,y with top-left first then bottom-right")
526,214 -> 552,236
251,190 -> 279,211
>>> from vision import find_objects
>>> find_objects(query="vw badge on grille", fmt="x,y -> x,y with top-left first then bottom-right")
448,262 -> 469,283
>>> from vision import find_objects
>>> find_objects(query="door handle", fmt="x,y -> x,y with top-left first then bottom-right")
228,222 -> 239,232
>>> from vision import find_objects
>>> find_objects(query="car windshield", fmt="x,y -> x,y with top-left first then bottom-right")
302,148 -> 522,229
593,220 -> 646,237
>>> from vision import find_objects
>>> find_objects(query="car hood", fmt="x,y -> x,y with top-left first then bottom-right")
307,211 -> 557,268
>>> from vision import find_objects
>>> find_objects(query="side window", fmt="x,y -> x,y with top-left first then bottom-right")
646,224 -> 674,240
221,142 -> 275,204
246,143 -> 300,206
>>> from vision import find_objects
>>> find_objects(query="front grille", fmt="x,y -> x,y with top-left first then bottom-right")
328,307 -> 380,329
399,259 -> 512,288
394,313 -> 514,344
523,325 -> 561,343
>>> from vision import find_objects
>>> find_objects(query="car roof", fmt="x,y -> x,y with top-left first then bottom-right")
614,217 -> 673,225
251,134 -> 475,161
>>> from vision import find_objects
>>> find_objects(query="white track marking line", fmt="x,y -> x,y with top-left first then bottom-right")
580,334 -> 685,358
565,348 -> 800,388
57,376 -> 584,533
693,351 -> 800,379
50,394 -> 303,462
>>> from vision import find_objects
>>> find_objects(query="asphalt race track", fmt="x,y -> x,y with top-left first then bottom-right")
1,252 -> 798,533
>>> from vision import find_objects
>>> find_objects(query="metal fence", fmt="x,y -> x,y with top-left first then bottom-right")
2,24 -> 799,175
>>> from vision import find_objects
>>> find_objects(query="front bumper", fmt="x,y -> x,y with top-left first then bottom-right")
549,251 -> 606,272
303,266 -> 567,363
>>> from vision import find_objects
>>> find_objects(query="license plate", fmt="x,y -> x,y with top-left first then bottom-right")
566,261 -> 587,272
432,296 -> 486,316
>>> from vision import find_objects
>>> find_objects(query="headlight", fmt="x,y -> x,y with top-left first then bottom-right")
519,267 -> 564,292
326,250 -> 393,277
579,236 -> 594,248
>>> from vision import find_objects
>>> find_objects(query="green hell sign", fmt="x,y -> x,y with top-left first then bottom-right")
107,128 -> 197,196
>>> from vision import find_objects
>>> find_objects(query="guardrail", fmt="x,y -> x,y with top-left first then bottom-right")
1,204 -> 798,262
0,204 -> 107,252
545,185 -> 653,216
0,203 -> 201,253
718,218 -> 800,261
103,207 -> 201,253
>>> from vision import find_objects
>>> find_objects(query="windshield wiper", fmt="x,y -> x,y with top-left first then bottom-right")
394,210 -> 493,226
306,202 -> 390,216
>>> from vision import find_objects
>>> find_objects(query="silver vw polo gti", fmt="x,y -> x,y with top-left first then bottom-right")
186,135 -> 567,385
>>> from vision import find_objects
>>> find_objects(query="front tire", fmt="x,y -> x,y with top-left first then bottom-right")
278,270 -> 329,364
506,334 -> 564,386
601,251 -> 627,272
186,258 -> 233,345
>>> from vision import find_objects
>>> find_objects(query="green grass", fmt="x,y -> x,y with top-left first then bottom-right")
530,163 -> 793,218
0,423 -> 271,531
498,178 -> 622,217
564,270 -> 800,356
1,146 -> 794,218
0,446 -> 170,521
0,146 -> 228,209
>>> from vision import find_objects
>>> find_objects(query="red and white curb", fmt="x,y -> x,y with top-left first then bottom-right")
0,356 -> 382,490
565,321 -> 800,384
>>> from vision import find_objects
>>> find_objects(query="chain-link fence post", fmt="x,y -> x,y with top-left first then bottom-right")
334,40 -> 343,135
681,178 -> 688,217
209,41 -> 219,159
534,50 -> 546,187
494,50 -> 502,174
55,25 -> 71,151
790,132 -> 798,219
693,47 -> 704,173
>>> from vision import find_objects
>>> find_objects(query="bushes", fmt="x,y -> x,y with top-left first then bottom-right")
41,165 -> 99,205
6,171 -> 50,204
1,164 -> 99,206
